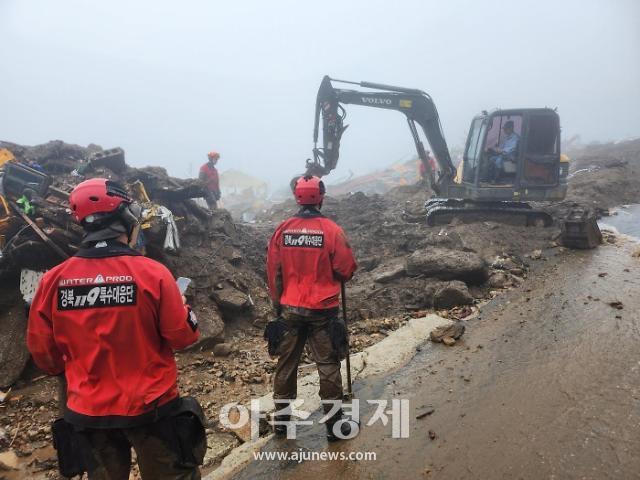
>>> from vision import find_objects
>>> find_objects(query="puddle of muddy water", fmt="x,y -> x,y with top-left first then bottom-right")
599,204 -> 640,239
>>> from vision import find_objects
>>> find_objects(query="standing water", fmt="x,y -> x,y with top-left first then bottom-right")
599,204 -> 640,239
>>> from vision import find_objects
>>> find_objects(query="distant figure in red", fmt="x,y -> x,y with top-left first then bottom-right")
199,151 -> 221,209
418,152 -> 437,182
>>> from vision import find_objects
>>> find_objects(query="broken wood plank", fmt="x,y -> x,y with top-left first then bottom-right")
47,185 -> 71,200
9,201 -> 69,260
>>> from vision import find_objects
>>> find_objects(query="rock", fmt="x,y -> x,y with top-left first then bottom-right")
415,405 -> 435,419
433,281 -> 473,309
212,343 -> 233,357
0,389 -> 10,402
229,250 -> 243,266
428,429 -> 437,440
225,406 -> 270,443
211,287 -> 252,313
188,305 -> 225,351
608,301 -> 624,310
430,321 -> 466,343
0,301 -> 30,387
530,249 -> 543,260
88,147 -> 126,173
406,247 -> 488,284
488,271 -> 509,289
510,267 -> 525,277
442,336 -> 456,346
491,256 -> 517,271
203,432 -> 240,467
358,256 -> 380,272
0,450 -> 19,470
372,264 -> 406,284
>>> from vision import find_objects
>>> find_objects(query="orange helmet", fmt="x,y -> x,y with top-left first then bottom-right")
207,151 -> 220,160
294,176 -> 325,205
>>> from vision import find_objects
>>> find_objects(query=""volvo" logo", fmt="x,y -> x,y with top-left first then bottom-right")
361,97 -> 392,105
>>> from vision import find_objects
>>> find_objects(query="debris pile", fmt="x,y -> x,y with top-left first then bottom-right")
0,140 -> 273,387
565,138 -> 640,210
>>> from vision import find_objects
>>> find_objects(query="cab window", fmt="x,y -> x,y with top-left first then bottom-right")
484,115 -> 522,152
522,114 -> 560,186
463,119 -> 485,182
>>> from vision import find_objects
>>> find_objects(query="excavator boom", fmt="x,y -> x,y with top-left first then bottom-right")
307,76 -> 456,195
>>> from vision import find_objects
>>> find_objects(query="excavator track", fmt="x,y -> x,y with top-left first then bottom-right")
425,198 -> 553,227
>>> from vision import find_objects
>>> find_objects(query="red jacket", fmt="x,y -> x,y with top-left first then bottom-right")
267,208 -> 357,311
27,241 -> 199,426
199,162 -> 220,194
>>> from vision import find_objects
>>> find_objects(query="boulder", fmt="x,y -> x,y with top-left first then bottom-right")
0,303 -> 30,387
488,271 -> 510,289
433,281 -> 473,309
372,264 -> 406,284
203,432 -> 239,467
211,287 -> 252,313
189,305 -> 225,351
213,343 -> 233,357
406,247 -> 488,284
430,320 -> 466,345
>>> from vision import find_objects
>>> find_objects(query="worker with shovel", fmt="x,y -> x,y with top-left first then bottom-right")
266,175 -> 357,441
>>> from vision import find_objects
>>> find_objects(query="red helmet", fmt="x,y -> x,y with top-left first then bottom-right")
207,151 -> 220,160
69,178 -> 133,227
294,176 -> 325,205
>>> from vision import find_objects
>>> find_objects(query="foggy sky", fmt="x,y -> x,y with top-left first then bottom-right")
2,0 -> 639,187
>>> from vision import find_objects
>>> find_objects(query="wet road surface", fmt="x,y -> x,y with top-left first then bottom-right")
235,239 -> 640,479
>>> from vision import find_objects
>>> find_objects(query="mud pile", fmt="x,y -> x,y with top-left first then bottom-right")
258,182 -> 559,321
565,138 -> 640,210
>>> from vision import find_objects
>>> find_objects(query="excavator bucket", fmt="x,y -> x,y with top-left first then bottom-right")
560,207 -> 602,249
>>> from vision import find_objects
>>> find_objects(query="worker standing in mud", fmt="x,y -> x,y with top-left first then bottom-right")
266,175 -> 357,441
199,151 -> 221,209
27,178 -> 206,480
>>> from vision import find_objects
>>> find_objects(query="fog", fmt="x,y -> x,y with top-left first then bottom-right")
2,0 -> 639,187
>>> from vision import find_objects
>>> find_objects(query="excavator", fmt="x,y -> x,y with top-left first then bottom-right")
304,76 -> 572,227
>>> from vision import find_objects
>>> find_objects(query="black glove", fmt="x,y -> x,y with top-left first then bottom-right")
264,316 -> 288,357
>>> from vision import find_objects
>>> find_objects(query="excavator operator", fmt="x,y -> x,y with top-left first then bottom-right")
488,120 -> 520,182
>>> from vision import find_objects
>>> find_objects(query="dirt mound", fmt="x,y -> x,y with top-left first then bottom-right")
257,184 -> 560,321
565,138 -> 640,210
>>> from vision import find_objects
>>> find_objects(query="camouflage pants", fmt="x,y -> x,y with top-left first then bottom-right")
273,311 -> 343,408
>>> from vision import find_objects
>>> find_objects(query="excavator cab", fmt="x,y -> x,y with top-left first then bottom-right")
457,109 -> 568,201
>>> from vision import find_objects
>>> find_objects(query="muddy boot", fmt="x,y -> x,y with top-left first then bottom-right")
325,410 -> 356,442
273,414 -> 291,437
273,401 -> 291,438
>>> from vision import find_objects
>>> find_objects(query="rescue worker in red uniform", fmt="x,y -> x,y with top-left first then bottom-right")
27,178 -> 205,480
266,176 -> 357,441
418,151 -> 437,183
199,151 -> 221,209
